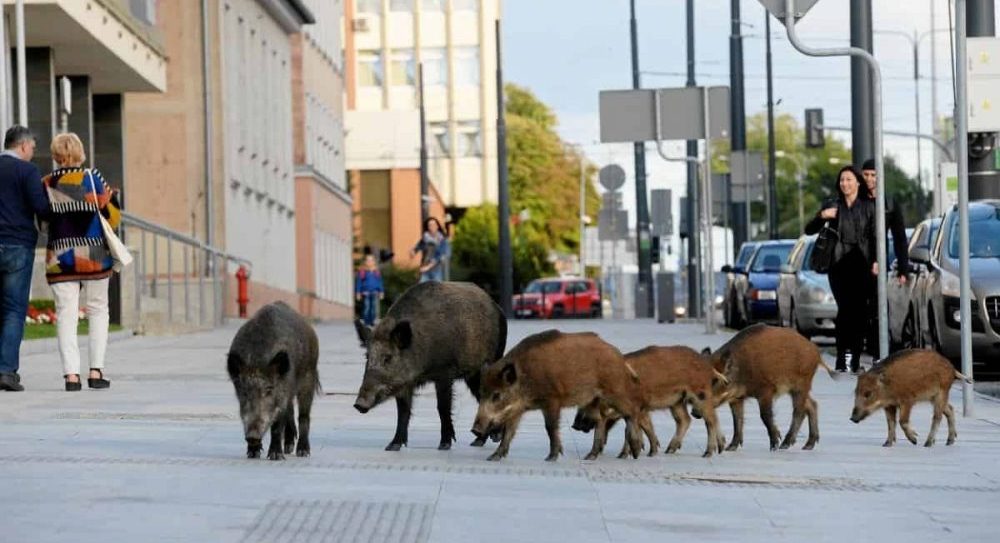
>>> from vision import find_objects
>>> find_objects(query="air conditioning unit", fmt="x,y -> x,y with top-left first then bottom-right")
352,18 -> 370,33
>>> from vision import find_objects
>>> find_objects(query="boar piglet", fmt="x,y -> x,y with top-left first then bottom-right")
851,349 -> 972,447
227,302 -> 320,460
573,346 -> 726,459
354,282 -> 507,451
472,330 -> 643,462
704,324 -> 836,451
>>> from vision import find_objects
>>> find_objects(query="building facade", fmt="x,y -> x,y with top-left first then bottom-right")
343,0 -> 500,266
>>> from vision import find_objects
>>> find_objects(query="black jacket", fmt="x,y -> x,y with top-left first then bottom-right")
0,154 -> 49,247
883,196 -> 910,275
805,197 -> 877,268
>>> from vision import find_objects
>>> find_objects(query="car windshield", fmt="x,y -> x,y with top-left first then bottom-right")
525,281 -> 562,294
948,208 -> 1000,258
750,245 -> 793,273
801,240 -> 816,272
736,245 -> 756,267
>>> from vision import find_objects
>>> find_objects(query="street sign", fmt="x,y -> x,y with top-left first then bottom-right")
650,189 -> 672,236
966,37 -> 1000,132
599,87 -> 730,143
729,150 -> 766,203
598,209 -> 629,241
712,174 -> 730,218
938,161 -> 958,210
598,164 -> 626,191
758,0 -> 820,25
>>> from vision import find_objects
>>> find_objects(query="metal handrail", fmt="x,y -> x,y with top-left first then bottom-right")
121,212 -> 251,268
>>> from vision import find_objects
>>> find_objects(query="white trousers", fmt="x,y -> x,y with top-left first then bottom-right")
50,278 -> 110,376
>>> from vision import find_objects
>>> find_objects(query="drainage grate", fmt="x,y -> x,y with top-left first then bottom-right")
242,500 -> 433,543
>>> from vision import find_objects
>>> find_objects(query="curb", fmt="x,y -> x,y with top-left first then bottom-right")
21,330 -> 136,356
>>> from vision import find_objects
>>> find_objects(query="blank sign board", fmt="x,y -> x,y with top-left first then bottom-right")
599,87 -> 731,143
758,0 -> 820,24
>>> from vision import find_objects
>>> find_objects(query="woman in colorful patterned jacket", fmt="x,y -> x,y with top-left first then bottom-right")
42,133 -> 121,392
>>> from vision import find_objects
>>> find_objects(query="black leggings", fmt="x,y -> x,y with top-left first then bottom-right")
828,248 -> 870,360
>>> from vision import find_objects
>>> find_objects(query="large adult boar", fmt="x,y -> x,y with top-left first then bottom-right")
471,330 -> 644,462
851,349 -> 972,447
227,302 -> 320,460
354,282 -> 507,451
572,346 -> 725,459
704,324 -> 836,451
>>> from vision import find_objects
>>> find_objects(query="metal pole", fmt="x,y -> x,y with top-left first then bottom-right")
419,63 -> 429,223
686,0 -> 701,319
184,244 -> 191,323
201,0 -> 214,249
579,153 -> 586,276
850,0 -> 875,166
824,125 -> 955,161
782,0 -> 889,363
967,0 -> 999,200
15,0 -> 26,127
152,233 -> 159,297
495,20 -> 513,317
629,0 -> 653,318
702,86 -> 716,334
797,163 -> 805,234
730,0 -> 747,252
930,0 -> 941,214
913,31 -> 924,198
198,249 -> 205,326
167,237 -> 174,323
765,10 -> 778,239
0,11 -> 7,132
955,0 -> 975,415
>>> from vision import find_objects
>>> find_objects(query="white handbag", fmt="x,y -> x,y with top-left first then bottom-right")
86,170 -> 133,272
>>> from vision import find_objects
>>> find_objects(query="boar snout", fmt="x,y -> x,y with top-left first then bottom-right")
850,408 -> 866,424
246,437 -> 263,459
354,398 -> 372,414
572,412 -> 596,433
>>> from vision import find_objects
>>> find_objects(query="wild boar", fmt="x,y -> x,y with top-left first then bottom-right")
851,349 -> 972,447
704,324 -> 836,451
354,282 -> 507,451
572,346 -> 726,459
227,302 -> 320,460
471,330 -> 644,462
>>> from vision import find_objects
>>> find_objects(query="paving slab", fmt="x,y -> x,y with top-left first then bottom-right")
1,319 -> 998,542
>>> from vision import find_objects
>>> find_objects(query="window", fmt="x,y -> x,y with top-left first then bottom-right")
453,46 -> 479,86
421,48 -> 447,86
453,0 -> 479,11
750,245 -> 793,273
421,0 -> 445,12
389,48 -> 415,85
130,0 -> 157,24
390,0 -> 413,12
357,50 -> 383,87
525,281 -> 561,294
356,0 -> 381,14
429,122 -> 450,157
455,120 -> 481,157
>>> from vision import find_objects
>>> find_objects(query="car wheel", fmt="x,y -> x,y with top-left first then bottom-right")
591,305 -> 602,319
552,305 -> 564,319
900,307 -> 917,350
928,306 -> 942,354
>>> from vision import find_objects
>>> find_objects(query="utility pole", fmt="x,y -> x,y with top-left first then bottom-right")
729,0 -> 747,253
15,0 -> 26,127
685,0 -> 701,319
418,63 -> 429,224
930,0 -> 941,211
850,0 -> 875,165
629,0 -> 654,318
765,9 -> 778,239
968,0 -> 1000,199
495,20 -> 512,317
955,0 -> 975,415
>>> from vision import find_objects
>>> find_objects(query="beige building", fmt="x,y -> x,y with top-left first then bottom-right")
343,0 -> 500,266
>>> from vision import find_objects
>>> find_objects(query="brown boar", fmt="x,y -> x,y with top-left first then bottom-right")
471,330 -> 644,462
850,349 -> 972,447
572,346 -> 726,459
704,324 -> 836,451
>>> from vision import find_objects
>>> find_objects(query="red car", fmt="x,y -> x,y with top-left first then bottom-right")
512,277 -> 602,319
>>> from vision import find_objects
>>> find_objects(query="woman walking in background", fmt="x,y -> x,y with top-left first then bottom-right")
411,217 -> 446,283
805,165 -> 877,373
43,133 -> 120,391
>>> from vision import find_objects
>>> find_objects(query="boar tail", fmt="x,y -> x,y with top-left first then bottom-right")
818,359 -> 839,380
495,308 -> 508,362
954,370 -> 973,384
712,369 -> 729,385
624,361 -> 640,382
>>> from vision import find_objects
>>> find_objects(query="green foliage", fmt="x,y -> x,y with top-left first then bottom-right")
378,265 -> 419,313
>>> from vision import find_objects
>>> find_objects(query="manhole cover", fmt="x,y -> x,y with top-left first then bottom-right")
242,500 -> 433,543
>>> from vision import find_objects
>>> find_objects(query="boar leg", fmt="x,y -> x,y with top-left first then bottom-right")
487,412 -> 523,461
944,403 -> 957,446
586,415 -> 607,461
699,401 -> 723,458
666,404 -> 691,454
802,397 -> 820,450
882,405 -> 898,447
266,414 -> 287,461
726,400 -> 745,451
622,417 -> 644,460
641,412 -> 660,457
435,380 -> 456,450
899,403 -> 919,445
780,391 -> 808,450
282,399 -> 297,455
386,389 -> 413,451
925,397 -> 945,447
542,402 -> 563,462
757,395 -> 781,451
296,386 -> 315,457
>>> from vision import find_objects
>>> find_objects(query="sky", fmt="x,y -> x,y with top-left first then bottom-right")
502,0 -> 995,250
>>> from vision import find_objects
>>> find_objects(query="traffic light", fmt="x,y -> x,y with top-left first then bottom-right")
805,108 -> 825,148
650,235 -> 661,264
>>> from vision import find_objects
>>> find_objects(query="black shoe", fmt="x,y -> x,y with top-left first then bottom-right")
87,369 -> 110,390
0,372 -> 24,392
835,352 -> 847,373
65,374 -> 82,392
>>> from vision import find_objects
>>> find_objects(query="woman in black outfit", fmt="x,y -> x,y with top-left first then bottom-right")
805,165 -> 877,373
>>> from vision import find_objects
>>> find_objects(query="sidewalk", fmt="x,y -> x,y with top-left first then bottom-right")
1,319 -> 998,543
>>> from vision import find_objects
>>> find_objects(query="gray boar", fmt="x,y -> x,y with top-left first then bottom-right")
851,349 -> 972,447
227,302 -> 320,460
354,281 -> 507,451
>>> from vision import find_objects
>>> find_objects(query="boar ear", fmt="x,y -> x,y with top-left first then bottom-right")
354,319 -> 372,347
226,353 -> 242,380
270,352 -> 291,377
390,321 -> 413,350
500,364 -> 517,385
701,347 -> 712,356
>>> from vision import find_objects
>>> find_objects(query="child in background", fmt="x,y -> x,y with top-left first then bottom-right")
355,254 -> 384,326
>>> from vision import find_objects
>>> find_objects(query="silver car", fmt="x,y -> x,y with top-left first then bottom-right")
888,219 -> 939,349
777,235 -> 837,338
911,200 -> 1000,367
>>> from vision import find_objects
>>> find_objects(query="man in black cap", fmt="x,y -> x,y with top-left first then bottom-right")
861,158 -> 910,359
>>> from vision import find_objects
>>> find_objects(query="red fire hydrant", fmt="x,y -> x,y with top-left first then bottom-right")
236,265 -> 250,318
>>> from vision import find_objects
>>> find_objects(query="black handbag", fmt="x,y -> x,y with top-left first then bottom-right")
810,221 -> 839,274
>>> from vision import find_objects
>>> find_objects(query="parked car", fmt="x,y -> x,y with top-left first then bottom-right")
721,241 -> 760,328
888,221 -> 938,350
778,235 -> 837,338
736,240 -> 795,326
512,277 -> 602,319
912,201 -> 1000,368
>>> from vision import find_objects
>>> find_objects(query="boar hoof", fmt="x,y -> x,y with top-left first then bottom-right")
725,442 -> 740,452
882,439 -> 895,448
470,436 -> 488,447
924,438 -> 935,448
438,441 -> 453,451
544,453 -> 560,462
246,449 -> 262,459
803,441 -> 817,451
296,448 -> 311,458
906,433 -> 918,445
267,450 -> 286,461
701,450 -> 714,458
283,443 -> 295,455
385,442 -> 405,452
946,435 -> 956,446
779,442 -> 792,450
486,451 -> 505,462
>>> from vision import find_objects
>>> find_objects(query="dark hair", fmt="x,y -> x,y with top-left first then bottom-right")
3,125 -> 33,150
423,217 -> 443,234
861,158 -> 876,171
835,165 -> 867,200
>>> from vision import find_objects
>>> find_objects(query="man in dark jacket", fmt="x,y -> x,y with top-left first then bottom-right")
861,158 -> 910,359
0,126 -> 50,391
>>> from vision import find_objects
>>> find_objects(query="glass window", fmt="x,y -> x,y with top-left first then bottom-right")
421,0 -> 445,12
429,122 -> 450,156
453,0 -> 479,11
453,46 -> 480,86
390,0 -> 413,12
357,50 -> 384,86
735,243 -> 756,267
948,207 -> 1000,258
801,240 -> 816,271
455,120 -> 481,157
525,281 -> 562,294
389,48 -> 415,85
420,48 -> 447,86
750,244 -> 793,273
356,0 -> 381,15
